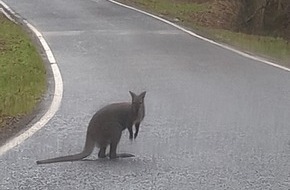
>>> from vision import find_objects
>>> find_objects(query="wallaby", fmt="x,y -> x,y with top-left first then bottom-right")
36,91 -> 146,164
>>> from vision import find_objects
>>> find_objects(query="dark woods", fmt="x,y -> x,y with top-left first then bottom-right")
241,0 -> 290,40
189,0 -> 289,40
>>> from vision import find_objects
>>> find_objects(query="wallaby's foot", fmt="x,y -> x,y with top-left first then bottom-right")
116,153 -> 135,158
108,153 -> 135,159
98,155 -> 108,159
106,153 -> 134,159
98,155 -> 107,159
109,153 -> 117,159
98,147 -> 106,158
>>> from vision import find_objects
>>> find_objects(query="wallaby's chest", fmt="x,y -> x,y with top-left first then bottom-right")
134,106 -> 145,124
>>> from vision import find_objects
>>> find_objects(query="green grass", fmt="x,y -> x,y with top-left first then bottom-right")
207,29 -> 290,66
0,14 -> 46,127
118,0 -> 290,67
120,0 -> 209,20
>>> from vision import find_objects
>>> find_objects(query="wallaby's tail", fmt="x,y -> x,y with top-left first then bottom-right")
36,134 -> 95,165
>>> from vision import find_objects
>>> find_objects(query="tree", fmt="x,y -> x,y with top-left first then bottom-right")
243,0 -> 290,38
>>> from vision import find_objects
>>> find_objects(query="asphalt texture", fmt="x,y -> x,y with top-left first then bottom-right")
1,0 -> 290,189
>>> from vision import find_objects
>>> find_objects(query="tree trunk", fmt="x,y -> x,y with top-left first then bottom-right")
252,0 -> 267,31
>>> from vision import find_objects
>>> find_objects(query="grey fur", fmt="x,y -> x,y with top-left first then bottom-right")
36,91 -> 146,164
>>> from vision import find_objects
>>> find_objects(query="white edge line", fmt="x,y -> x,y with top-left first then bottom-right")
0,7 -> 16,23
0,0 -> 287,156
25,21 -> 57,64
109,0 -> 290,72
0,1 -> 63,156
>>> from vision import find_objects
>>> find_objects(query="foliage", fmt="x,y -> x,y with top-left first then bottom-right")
242,0 -> 290,39
0,14 -> 46,127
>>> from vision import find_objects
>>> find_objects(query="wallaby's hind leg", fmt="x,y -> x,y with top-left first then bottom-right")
103,122 -> 122,159
98,147 -> 106,158
109,142 -> 118,159
109,137 -> 135,159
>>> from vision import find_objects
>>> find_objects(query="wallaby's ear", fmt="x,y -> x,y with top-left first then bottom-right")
129,91 -> 137,99
139,91 -> 146,99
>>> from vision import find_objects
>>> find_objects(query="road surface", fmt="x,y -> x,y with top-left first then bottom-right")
1,0 -> 290,189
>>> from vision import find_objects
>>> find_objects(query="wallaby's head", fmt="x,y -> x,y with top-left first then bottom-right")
129,91 -> 146,114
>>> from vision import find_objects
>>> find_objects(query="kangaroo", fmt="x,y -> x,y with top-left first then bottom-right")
36,91 -> 146,164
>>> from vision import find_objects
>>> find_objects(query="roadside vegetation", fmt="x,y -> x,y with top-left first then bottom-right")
0,13 -> 46,129
117,0 -> 290,67
210,29 -> 290,64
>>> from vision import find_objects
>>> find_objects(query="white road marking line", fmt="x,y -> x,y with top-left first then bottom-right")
25,21 -> 57,64
0,0 -> 287,156
0,1 -> 63,156
0,8 -> 16,23
108,0 -> 290,72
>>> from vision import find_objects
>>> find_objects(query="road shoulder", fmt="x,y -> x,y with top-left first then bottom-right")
0,3 -> 61,150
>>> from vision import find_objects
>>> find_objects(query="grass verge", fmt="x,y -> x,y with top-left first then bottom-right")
118,0 -> 209,21
117,0 -> 290,67
0,13 -> 46,128
207,29 -> 290,67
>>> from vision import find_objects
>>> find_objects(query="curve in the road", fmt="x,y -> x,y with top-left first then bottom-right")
0,1 -> 63,156
0,0 -> 288,157
109,0 -> 290,72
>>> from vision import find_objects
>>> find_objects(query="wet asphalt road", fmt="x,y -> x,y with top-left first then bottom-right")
1,0 -> 290,189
